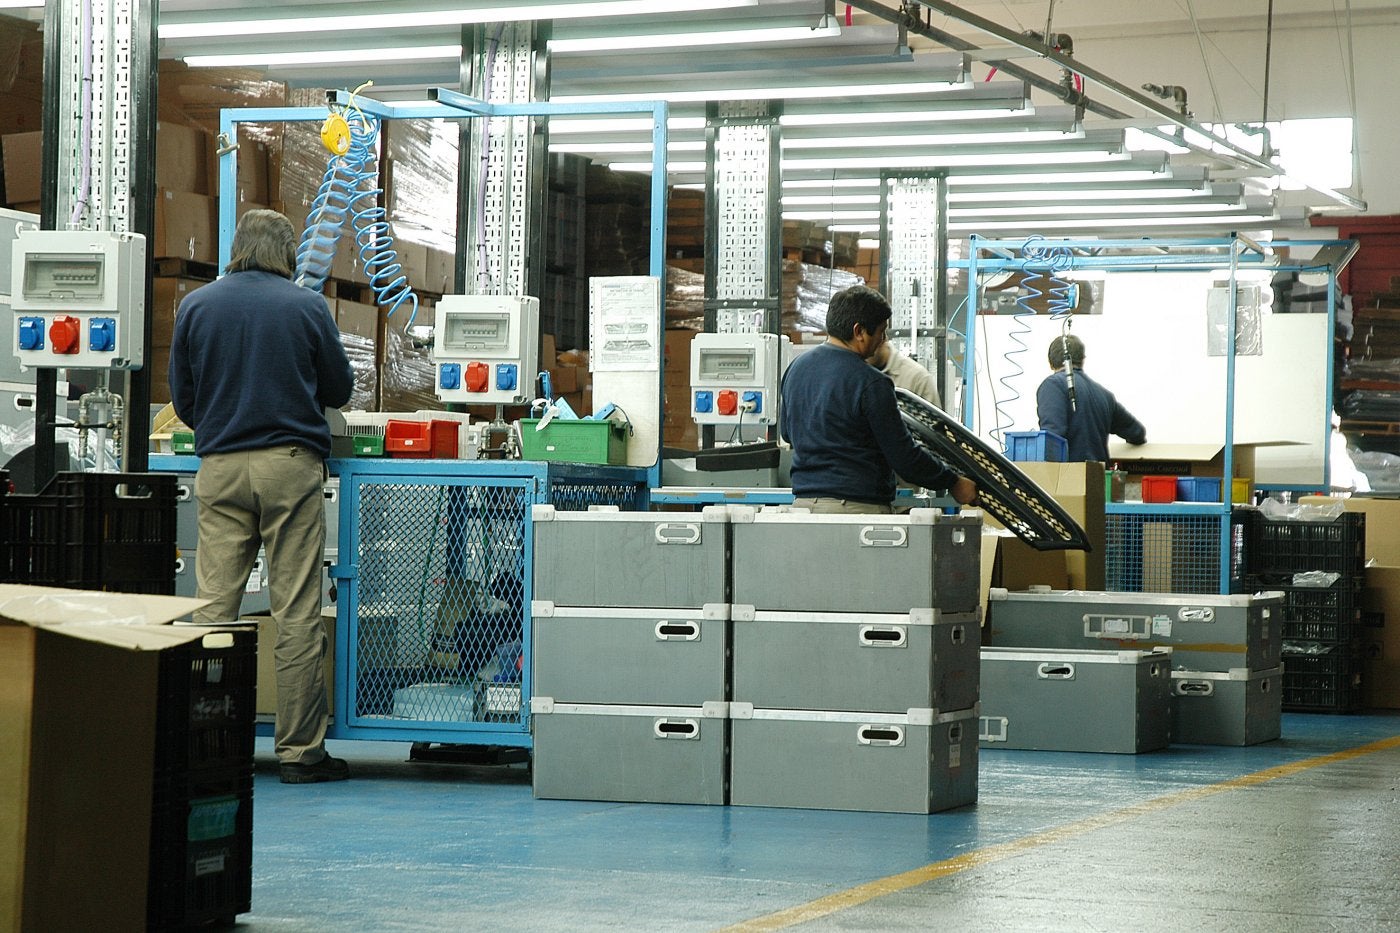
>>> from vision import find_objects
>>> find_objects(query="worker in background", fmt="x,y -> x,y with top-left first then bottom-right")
1036,334 -> 1146,461
170,209 -> 354,786
781,285 -> 977,513
869,341 -> 941,407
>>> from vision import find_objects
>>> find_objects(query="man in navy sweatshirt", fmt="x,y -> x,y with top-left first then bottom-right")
170,209 -> 354,785
780,285 -> 977,513
1036,334 -> 1146,462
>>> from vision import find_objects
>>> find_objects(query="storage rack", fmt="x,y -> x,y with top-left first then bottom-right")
955,236 -> 1356,595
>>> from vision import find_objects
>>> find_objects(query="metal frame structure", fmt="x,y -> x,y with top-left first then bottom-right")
957,235 -> 1357,594
213,90 -> 668,746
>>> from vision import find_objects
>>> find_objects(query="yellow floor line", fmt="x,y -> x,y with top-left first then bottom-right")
719,733 -> 1400,933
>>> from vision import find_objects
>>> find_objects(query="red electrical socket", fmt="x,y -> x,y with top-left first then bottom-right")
717,389 -> 738,416
49,316 -> 80,354
465,361 -> 490,392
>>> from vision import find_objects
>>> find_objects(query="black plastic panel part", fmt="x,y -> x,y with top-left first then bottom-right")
895,388 -> 1092,552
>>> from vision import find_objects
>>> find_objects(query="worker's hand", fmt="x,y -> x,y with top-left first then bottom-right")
950,476 -> 978,506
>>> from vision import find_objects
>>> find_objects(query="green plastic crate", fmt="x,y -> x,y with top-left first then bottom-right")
353,434 -> 385,456
171,431 -> 196,454
518,418 -> 627,464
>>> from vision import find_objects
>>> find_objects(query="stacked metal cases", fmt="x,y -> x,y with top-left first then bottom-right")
530,505 -> 732,805
986,588 -> 1283,745
978,647 -> 1174,753
728,508 -> 982,813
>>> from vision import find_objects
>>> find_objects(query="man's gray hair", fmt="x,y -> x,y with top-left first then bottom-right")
226,209 -> 297,279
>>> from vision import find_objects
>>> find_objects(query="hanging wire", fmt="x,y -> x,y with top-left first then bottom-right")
1338,0 -> 1363,198
1184,0 -> 1225,125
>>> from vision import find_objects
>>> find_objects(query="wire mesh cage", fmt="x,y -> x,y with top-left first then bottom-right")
1106,508 -> 1251,595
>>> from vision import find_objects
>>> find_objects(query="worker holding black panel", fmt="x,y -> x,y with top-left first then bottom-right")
1037,334 -> 1147,462
780,285 -> 977,514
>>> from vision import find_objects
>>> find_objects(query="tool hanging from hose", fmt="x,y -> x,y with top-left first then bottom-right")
296,82 -> 420,327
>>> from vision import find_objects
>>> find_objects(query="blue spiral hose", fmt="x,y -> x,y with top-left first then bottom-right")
295,108 -> 420,328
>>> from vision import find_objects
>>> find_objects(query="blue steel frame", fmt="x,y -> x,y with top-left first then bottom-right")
213,91 -> 667,745
956,235 -> 1356,595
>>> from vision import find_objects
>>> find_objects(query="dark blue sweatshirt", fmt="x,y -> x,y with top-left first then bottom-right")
1037,367 -> 1146,462
169,270 -> 353,459
780,342 -> 959,505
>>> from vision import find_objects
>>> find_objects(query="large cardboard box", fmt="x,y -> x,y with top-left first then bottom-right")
2,131 -> 40,204
987,461 -> 1105,591
155,121 -> 210,196
254,610 -> 335,716
335,297 -> 379,341
0,585 -> 211,932
1301,495 -> 1400,567
153,188 -> 217,263
1363,566 -> 1400,709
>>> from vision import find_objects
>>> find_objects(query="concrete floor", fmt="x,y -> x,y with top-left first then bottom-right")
238,713 -> 1400,932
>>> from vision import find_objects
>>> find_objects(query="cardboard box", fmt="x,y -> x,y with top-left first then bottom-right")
150,277 -> 209,348
2,130 -> 40,204
208,137 -> 269,205
153,188 -> 217,263
335,297 -> 379,341
155,121 -> 210,195
1301,495 -> 1400,567
397,240 -> 429,288
1363,566 -> 1400,709
1108,441 -> 1288,483
0,584 -> 211,932
986,461 -> 1105,591
424,246 -> 455,294
254,611 -> 335,716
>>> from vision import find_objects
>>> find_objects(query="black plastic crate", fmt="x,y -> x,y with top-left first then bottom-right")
156,629 -> 258,777
149,770 -> 253,931
1282,644 -> 1364,713
1264,582 -> 1366,643
1249,512 -> 1366,578
1,471 -> 176,593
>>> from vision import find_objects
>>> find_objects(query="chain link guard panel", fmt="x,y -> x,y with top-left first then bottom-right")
895,388 -> 1091,552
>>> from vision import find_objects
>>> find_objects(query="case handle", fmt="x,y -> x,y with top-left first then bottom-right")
858,625 -> 907,648
655,523 -> 701,545
653,718 -> 700,740
950,624 -> 966,645
1174,679 -> 1214,697
858,525 -> 907,548
857,725 -> 905,747
979,716 -> 1008,743
655,621 -> 700,641
176,483 -> 194,502
1037,663 -> 1075,680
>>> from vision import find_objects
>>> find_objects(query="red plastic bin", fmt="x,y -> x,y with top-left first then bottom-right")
384,419 -> 459,458
1140,475 -> 1178,503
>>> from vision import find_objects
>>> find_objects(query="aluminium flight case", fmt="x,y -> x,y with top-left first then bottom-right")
532,505 -> 730,608
530,699 -> 728,805
730,607 -> 980,713
532,601 -> 729,706
979,647 -> 1174,753
1171,666 -> 1282,746
986,587 -> 1281,672
728,705 -> 979,814
729,507 -> 981,614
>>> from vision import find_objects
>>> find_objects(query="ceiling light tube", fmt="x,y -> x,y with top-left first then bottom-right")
159,0 -> 758,40
549,18 -> 840,53
548,117 -> 707,134
183,46 -> 463,68
554,79 -> 967,105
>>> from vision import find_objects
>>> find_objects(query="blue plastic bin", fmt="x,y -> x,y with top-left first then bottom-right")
1175,476 -> 1223,502
1004,430 -> 1068,462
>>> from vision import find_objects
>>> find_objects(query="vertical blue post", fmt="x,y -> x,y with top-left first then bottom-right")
962,237 -> 981,428
1323,261 -> 1337,490
1220,240 -> 1240,594
218,111 -> 238,273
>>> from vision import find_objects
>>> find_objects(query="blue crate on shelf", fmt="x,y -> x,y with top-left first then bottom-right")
1004,430 -> 1067,463
1176,476 -> 1223,503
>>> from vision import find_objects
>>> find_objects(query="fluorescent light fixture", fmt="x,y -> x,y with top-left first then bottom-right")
948,213 -> 1286,232
0,0 -> 41,8
781,151 -> 1124,170
783,178 -> 881,190
780,107 -> 1029,127
183,46 -> 463,68
782,194 -> 881,206
548,140 -> 704,154
947,169 -> 1167,185
948,201 -> 1261,218
608,161 -> 707,173
159,0 -> 757,40
549,18 -> 840,53
857,237 -> 881,249
553,80 -> 966,105
782,130 -> 1081,150
785,210 -> 879,222
549,117 -> 707,134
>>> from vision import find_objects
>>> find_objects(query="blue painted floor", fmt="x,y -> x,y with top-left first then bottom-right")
237,712 -> 1400,931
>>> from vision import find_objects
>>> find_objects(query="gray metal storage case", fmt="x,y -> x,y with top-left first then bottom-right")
1171,667 -> 1282,746
730,508 -> 981,614
532,601 -> 729,706
532,505 -> 730,608
729,705 -> 978,814
731,607 -> 980,713
979,647 -> 1173,753
530,699 -> 728,805
986,588 -> 1281,672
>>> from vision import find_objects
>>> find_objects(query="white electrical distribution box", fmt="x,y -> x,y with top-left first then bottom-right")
689,332 -> 788,426
432,294 -> 539,405
11,229 -> 146,370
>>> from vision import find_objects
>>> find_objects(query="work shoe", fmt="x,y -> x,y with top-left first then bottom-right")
279,755 -> 350,784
